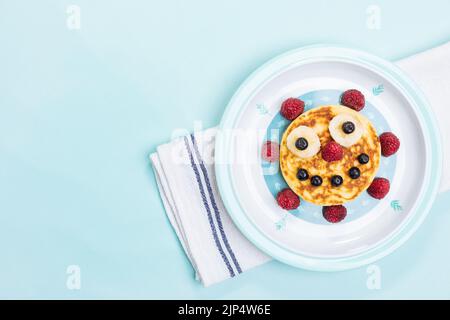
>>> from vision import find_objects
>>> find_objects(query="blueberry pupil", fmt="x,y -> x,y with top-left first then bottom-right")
331,175 -> 343,186
358,153 -> 369,164
295,137 -> 308,150
297,169 -> 309,181
311,175 -> 322,186
349,167 -> 361,179
342,121 -> 355,134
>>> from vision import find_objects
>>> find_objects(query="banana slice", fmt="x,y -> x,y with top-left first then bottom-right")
286,126 -> 320,158
329,113 -> 364,147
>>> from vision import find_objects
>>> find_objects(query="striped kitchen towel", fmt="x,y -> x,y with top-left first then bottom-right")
150,128 -> 270,287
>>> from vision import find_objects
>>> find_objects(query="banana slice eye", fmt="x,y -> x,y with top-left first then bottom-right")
329,113 -> 363,147
287,126 -> 321,158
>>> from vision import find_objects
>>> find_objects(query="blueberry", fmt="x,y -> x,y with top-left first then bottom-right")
331,175 -> 343,186
349,167 -> 361,179
358,153 -> 369,164
295,137 -> 308,150
342,121 -> 355,134
310,175 -> 323,186
297,169 -> 309,181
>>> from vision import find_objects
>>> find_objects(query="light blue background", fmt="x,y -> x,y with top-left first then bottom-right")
1,0 -> 449,299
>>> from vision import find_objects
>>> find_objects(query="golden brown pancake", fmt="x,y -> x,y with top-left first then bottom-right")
280,105 -> 380,205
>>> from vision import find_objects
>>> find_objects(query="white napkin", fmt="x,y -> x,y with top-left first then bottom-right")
150,128 -> 270,287
396,42 -> 450,193
150,43 -> 450,287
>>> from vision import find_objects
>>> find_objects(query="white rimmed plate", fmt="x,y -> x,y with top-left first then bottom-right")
215,45 -> 442,271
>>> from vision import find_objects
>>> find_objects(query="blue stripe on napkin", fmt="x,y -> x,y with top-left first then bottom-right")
190,134 -> 242,274
183,136 -> 236,277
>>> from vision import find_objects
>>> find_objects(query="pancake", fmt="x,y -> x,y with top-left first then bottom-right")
280,105 -> 381,205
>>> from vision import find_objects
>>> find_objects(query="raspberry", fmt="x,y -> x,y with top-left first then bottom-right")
367,177 -> 390,199
322,141 -> 344,162
261,141 -> 279,162
322,205 -> 347,223
276,188 -> 300,210
341,89 -> 365,111
280,98 -> 305,120
379,132 -> 400,157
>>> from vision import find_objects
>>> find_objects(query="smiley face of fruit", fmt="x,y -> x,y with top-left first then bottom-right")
273,92 -> 400,223
279,104 -> 381,206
